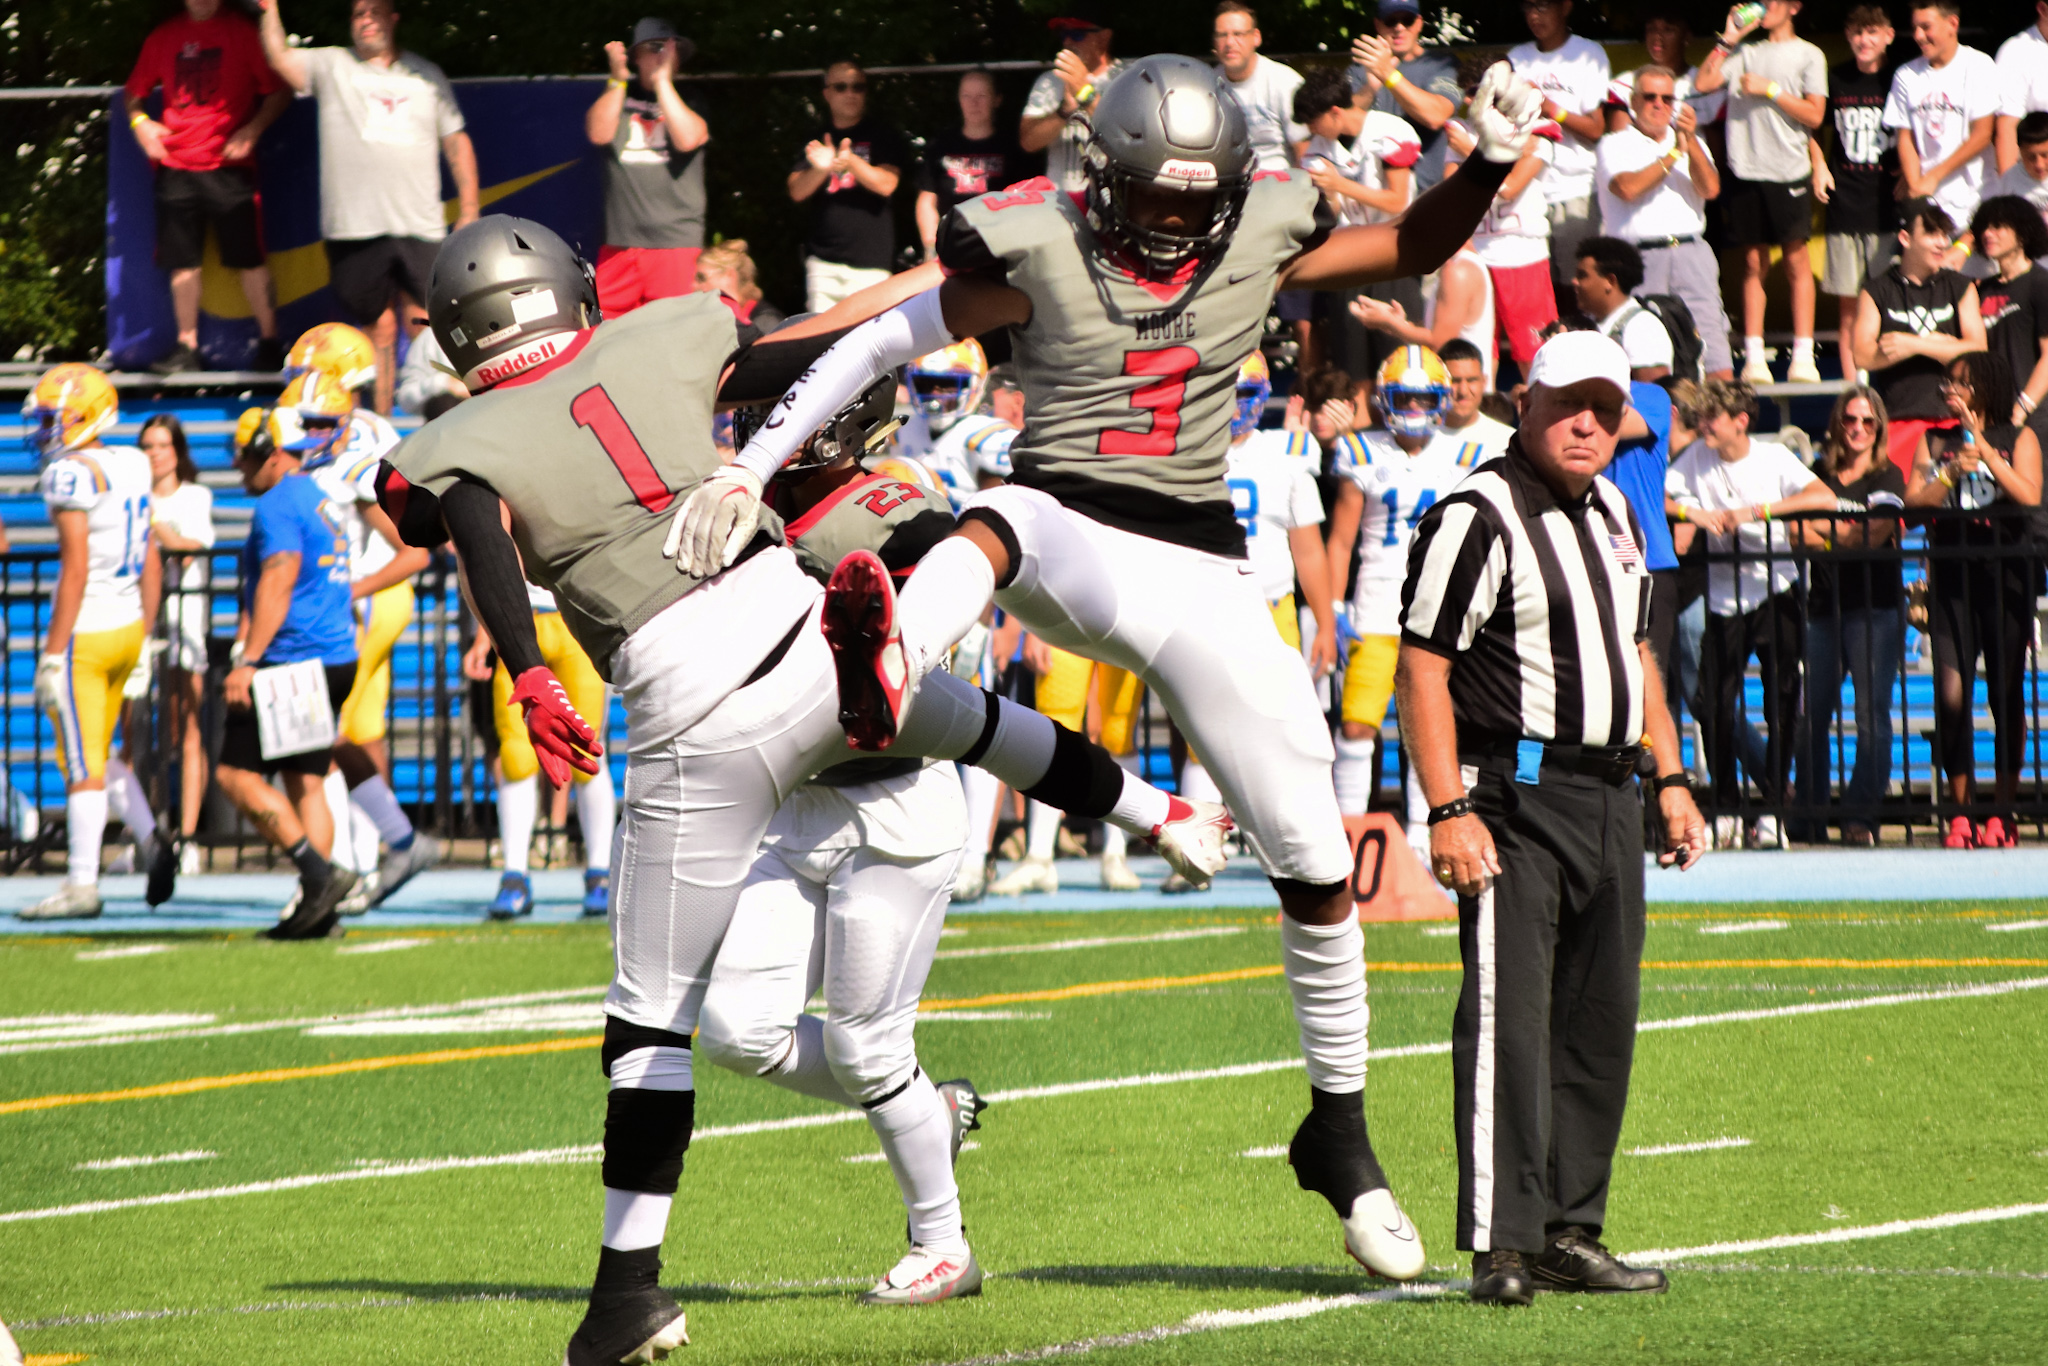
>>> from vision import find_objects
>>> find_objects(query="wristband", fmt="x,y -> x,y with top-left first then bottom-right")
1385,69 -> 1406,88
1075,82 -> 1096,106
607,76 -> 627,89
1427,796 -> 1475,825
1652,772 -> 1692,793
1760,501 -> 1772,521
129,112 -> 149,128
2021,392 -> 2039,414
1765,81 -> 1781,100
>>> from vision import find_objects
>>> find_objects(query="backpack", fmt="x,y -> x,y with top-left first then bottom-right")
1619,294 -> 1705,383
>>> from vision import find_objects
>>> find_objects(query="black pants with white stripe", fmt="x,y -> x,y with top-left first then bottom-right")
1452,756 -> 1645,1254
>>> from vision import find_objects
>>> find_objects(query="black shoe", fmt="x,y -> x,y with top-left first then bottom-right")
1533,1227 -> 1668,1294
564,1284 -> 689,1366
253,336 -> 286,372
262,867 -> 355,940
144,834 -> 178,908
149,342 -> 200,376
1470,1249 -> 1536,1306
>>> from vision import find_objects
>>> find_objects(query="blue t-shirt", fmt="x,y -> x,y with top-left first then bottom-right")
1605,381 -> 1678,573
241,471 -> 358,667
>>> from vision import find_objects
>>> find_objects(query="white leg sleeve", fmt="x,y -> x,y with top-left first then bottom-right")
103,756 -> 156,849
497,774 -> 538,874
1281,910 -> 1369,1094
1025,801 -> 1060,860
896,537 -> 997,682
576,770 -> 616,872
65,789 -> 108,888
1333,735 -> 1376,818
867,1077 -> 966,1254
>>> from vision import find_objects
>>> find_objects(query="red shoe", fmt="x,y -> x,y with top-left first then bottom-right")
1978,816 -> 2017,848
1943,815 -> 1977,849
822,549 -> 909,752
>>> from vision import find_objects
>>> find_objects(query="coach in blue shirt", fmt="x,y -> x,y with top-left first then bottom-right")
1603,379 -> 1680,682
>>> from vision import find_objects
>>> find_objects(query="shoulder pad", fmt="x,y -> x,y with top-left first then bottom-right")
936,208 -> 1007,279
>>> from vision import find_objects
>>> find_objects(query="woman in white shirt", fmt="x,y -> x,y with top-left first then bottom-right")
140,414 -> 215,866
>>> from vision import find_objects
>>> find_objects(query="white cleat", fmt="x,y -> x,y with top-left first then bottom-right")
1340,1187 -> 1427,1281
859,1246 -> 984,1305
18,882 -> 103,921
1150,798 -> 1232,891
1099,850 -> 1141,891
988,854 -> 1057,896
951,860 -> 987,904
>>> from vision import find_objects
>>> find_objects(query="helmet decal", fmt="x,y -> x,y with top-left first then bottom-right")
284,322 -> 378,391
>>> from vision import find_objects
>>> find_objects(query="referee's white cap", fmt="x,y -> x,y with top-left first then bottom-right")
1525,330 -> 1631,405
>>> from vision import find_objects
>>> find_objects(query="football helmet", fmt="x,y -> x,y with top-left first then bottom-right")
234,406 -> 276,465
906,340 -> 989,432
1233,351 -> 1271,440
1082,55 -> 1253,279
865,453 -> 943,496
786,375 -> 900,473
427,215 -> 599,390
271,371 -> 354,454
1373,345 -> 1451,439
284,322 -> 378,392
22,364 -> 117,460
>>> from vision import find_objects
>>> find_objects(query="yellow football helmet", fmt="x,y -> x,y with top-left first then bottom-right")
271,371 -> 354,453
284,322 -> 377,392
1233,351 -> 1272,439
22,364 -> 118,459
906,339 -> 989,431
1373,344 -> 1451,438
234,406 -> 276,464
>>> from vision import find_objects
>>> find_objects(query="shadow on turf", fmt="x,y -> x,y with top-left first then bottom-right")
1005,1264 -> 1381,1295
277,1279 -> 845,1305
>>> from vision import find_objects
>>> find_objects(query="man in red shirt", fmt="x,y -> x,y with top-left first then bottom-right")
125,0 -> 291,374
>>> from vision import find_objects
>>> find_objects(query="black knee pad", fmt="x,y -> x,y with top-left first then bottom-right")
601,1017 -> 694,1078
958,507 -> 1023,590
1024,723 -> 1124,819
602,1086 -> 695,1194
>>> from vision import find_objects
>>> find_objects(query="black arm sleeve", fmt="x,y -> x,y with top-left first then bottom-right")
439,478 -> 546,679
716,325 -> 858,405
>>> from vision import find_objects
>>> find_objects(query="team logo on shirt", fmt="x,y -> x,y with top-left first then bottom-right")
942,153 -> 1007,197
1885,303 -> 1955,336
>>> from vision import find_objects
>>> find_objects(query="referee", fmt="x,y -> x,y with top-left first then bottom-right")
1394,331 -> 1707,1307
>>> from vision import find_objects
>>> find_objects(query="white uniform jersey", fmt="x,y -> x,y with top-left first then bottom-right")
1226,429 -> 1324,604
1439,413 -> 1515,465
1335,428 -> 1487,636
900,411 -> 1018,512
308,409 -> 400,581
528,583 -> 560,613
40,444 -> 153,634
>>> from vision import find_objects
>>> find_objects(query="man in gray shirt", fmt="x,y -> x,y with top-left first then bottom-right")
1020,5 -> 1124,193
586,18 -> 709,318
258,0 -> 478,414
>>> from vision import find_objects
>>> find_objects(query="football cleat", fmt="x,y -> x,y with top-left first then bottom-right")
1149,798 -> 1232,890
1159,870 -> 1200,895
987,854 -> 1057,896
859,1246 -> 984,1306
373,833 -> 440,905
1099,850 -> 1141,891
821,549 -> 910,752
488,871 -> 535,921
336,876 -> 373,917
583,869 -> 611,917
262,868 -> 355,940
1338,1187 -> 1427,1282
143,833 -> 178,908
935,1078 -> 987,1164
18,882 -> 103,921
950,859 -> 987,903
563,1285 -> 689,1365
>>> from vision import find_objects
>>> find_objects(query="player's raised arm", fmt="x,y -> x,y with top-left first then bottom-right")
1279,63 -> 1544,292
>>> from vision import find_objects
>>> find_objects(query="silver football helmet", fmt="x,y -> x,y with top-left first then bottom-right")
427,216 -> 599,389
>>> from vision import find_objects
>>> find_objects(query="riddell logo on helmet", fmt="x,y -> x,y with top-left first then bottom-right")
1157,159 -> 1220,185
472,334 -> 567,388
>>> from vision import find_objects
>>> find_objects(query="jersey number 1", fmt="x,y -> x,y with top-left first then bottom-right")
1098,346 -> 1198,457
572,385 -> 674,513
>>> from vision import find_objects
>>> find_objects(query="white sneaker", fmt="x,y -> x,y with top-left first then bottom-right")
1748,814 -> 1784,849
1151,798 -> 1233,890
1340,1187 -> 1427,1281
950,860 -> 987,903
19,882 -> 103,921
859,1247 -> 984,1305
1712,815 -> 1743,850
1099,850 -> 1140,891
179,840 -> 202,875
1784,355 -> 1822,384
1740,355 -> 1774,385
987,855 -> 1057,896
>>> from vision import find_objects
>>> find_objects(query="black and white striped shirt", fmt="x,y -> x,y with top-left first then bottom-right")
1400,441 -> 1651,749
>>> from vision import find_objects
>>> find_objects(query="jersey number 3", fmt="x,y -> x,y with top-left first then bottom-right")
572,385 -> 674,513
1098,346 -> 1198,458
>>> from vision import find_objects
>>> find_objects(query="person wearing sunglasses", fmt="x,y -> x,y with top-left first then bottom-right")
789,59 -> 910,313
1348,0 -> 1462,191
1020,4 -> 1122,194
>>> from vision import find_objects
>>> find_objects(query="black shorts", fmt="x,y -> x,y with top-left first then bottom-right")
325,236 -> 441,326
1721,174 -> 1814,247
156,167 -> 265,271
217,661 -> 357,777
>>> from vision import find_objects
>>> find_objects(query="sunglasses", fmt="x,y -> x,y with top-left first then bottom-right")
1841,414 -> 1877,428
1637,91 -> 1676,104
827,80 -> 867,93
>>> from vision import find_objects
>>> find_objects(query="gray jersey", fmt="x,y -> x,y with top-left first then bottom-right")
393,293 -> 777,677
942,171 -> 1322,554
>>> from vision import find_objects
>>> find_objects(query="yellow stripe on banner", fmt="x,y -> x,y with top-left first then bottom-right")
0,1036 -> 601,1117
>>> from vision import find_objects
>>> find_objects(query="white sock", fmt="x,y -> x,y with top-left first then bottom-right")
103,757 -> 156,850
958,764 -> 1000,860
1280,910 -> 1369,1092
1025,800 -> 1060,861
866,1074 -> 966,1255
759,1014 -> 861,1106
1791,336 -> 1815,361
498,774 -> 538,874
1178,759 -> 1222,806
65,788 -> 108,887
349,802 -> 380,875
349,775 -> 414,849
601,1188 -> 673,1251
576,773 -> 616,872
897,537 -> 997,679
1107,767 -> 1170,835
1102,753 -> 1141,855
1101,823 -> 1128,860
323,770 -> 355,875
1332,734 -> 1376,817
1744,335 -> 1766,360
1404,765 -> 1431,862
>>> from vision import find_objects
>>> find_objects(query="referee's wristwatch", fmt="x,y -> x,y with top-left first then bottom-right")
1426,796 -> 1475,825
1652,772 -> 1691,793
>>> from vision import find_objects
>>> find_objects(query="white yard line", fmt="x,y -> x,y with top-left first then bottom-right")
933,927 -> 1248,960
1421,926 -> 1460,937
1986,919 -> 2048,933
0,1012 -> 214,1042
1639,974 -> 2048,1033
75,944 -> 175,961
1698,920 -> 1789,935
74,1150 -> 217,1172
1632,1201 -> 2048,1263
1239,1145 -> 1288,1158
334,938 -> 432,956
1627,1137 -> 1752,1157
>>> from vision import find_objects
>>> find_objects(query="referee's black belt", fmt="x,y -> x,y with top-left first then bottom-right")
1634,234 -> 1701,250
1461,736 -> 1644,786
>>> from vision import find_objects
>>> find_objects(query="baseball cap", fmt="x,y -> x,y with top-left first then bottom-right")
1524,330 -> 1631,406
1048,3 -> 1112,32
630,17 -> 696,62
1376,0 -> 1423,19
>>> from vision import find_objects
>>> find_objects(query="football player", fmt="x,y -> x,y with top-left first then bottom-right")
897,339 -> 1016,511
283,324 -> 441,906
381,216 -> 1229,1365
678,54 -> 1546,1280
18,365 -> 161,921
1323,345 -> 1486,863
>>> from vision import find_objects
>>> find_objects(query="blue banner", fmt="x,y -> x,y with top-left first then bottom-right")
105,78 -> 606,370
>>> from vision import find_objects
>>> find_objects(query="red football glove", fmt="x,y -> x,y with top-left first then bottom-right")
511,666 -> 603,786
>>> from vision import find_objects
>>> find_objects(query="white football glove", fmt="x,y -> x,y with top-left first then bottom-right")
664,467 -> 765,578
33,653 -> 64,711
1468,61 -> 1547,164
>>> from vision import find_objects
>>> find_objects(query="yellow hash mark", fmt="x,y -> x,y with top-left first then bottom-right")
28,1354 -> 91,1365
0,1036 -> 601,1116
920,964 -> 1287,1011
1644,957 -> 2048,970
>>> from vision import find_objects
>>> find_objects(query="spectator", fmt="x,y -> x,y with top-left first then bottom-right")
258,0 -> 478,415
1435,338 -> 1515,457
1606,9 -> 1725,135
1996,3 -> 2048,173
1854,199 -> 1985,472
694,239 -> 785,332
915,70 -> 1031,260
215,376 -> 363,939
1903,351 -> 2044,848
1991,111 -> 2048,214
1348,233 -> 1495,385
142,413 -> 217,874
1507,0 -> 1612,297
1573,237 -> 1674,379
393,324 -> 466,417
1448,118 -> 1559,377
1663,380 -> 1835,847
585,19 -> 708,319
1819,7 -> 1902,382
1883,1 -> 1999,263
1596,65 -> 1731,378
1020,6 -> 1123,194
1971,196 -> 2048,429
125,0 -> 290,375
1348,0 -> 1462,190
1612,364 -> 1683,683
1797,386 -> 1905,847
1694,2 -> 1828,385
1213,3 -> 1305,171
787,60 -> 909,312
